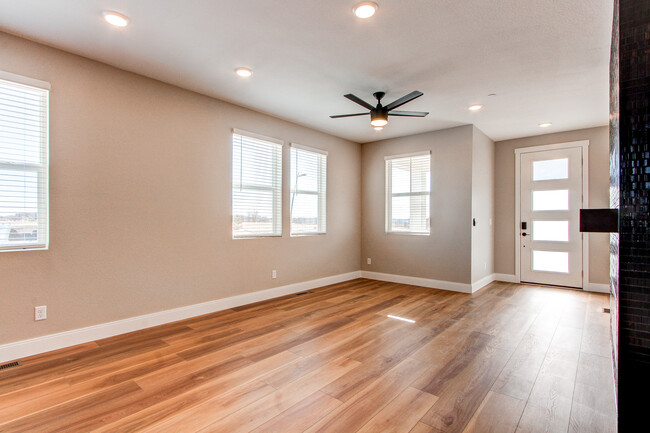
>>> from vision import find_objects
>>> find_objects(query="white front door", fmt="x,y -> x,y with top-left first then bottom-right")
519,147 -> 584,288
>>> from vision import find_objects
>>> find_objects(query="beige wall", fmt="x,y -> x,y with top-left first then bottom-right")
361,126 -> 474,283
494,126 -> 610,284
471,127 -> 495,283
0,31 -> 611,347
0,32 -> 361,344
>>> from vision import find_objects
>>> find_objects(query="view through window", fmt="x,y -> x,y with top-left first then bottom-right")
290,144 -> 327,235
232,131 -> 282,238
0,73 -> 49,250
385,152 -> 431,234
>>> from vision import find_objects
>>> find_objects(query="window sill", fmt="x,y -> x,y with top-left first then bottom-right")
386,231 -> 430,236
0,244 -> 48,252
233,235 -> 282,240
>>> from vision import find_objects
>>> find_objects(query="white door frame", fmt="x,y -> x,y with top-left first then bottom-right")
514,140 -> 589,288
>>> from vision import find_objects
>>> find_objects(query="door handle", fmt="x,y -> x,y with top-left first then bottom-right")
522,232 -> 528,237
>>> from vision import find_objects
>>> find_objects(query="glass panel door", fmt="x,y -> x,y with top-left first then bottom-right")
520,146 -> 583,288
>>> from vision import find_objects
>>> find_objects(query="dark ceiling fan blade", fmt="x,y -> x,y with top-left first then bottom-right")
384,91 -> 424,111
329,113 -> 368,118
388,110 -> 429,117
344,94 -> 375,110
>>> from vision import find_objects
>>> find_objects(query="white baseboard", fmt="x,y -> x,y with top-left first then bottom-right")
0,271 -> 362,364
471,274 -> 497,293
360,271 -> 499,294
585,282 -> 610,293
360,271 -> 473,294
1,269 -> 607,364
490,274 -> 608,293
493,273 -> 518,283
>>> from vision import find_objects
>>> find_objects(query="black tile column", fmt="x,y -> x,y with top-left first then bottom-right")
609,0 -> 620,393
615,0 -> 650,430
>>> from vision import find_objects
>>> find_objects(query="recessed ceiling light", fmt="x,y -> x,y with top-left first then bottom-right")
235,67 -> 253,78
373,126 -> 384,131
539,122 -> 552,128
102,11 -> 130,27
468,104 -> 483,111
353,2 -> 378,19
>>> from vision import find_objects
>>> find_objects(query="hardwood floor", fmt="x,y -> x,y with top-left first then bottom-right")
0,279 -> 617,432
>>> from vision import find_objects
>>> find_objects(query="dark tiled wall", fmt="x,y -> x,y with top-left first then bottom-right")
617,0 -> 650,430
609,0 -> 619,392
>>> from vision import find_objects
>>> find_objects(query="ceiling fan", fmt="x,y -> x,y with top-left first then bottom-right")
330,91 -> 429,129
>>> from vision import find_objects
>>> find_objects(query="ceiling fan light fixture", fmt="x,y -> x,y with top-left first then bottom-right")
330,90 -> 426,128
353,2 -> 378,19
373,126 -> 384,131
102,11 -> 130,27
370,115 -> 388,127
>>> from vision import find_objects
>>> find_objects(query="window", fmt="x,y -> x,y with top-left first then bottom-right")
385,151 -> 431,234
290,144 -> 327,235
232,130 -> 282,238
0,72 -> 49,251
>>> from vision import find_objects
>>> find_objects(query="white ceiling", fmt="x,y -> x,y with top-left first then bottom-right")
0,0 -> 613,143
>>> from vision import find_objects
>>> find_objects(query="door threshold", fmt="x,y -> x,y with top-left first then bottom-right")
519,281 -> 583,291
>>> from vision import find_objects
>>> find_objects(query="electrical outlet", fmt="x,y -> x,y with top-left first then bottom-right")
272,270 -> 277,279
34,305 -> 47,321
367,258 -> 371,265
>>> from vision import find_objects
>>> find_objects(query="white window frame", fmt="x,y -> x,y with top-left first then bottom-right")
232,129 -> 283,239
0,71 -> 50,252
290,143 -> 327,236
385,151 -> 431,235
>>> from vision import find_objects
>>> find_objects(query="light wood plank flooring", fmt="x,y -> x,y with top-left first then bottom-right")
0,279 -> 617,432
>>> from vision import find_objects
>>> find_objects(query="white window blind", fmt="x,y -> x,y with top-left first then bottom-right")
385,152 -> 431,235
0,72 -> 49,251
232,130 -> 282,238
290,144 -> 327,235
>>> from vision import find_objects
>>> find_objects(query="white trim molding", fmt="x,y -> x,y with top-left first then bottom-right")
290,142 -> 328,155
361,271 -> 498,294
1,269 -> 605,364
384,150 -> 431,160
585,282 -> 610,293
471,274 -> 497,292
361,271 -> 473,293
0,70 -> 51,90
0,271 -> 361,364
232,128 -> 284,146
493,273 -> 518,283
